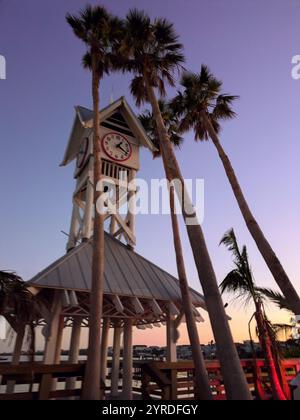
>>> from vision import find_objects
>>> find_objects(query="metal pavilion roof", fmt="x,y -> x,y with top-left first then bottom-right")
28,232 -> 206,310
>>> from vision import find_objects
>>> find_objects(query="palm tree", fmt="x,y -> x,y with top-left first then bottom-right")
66,6 -> 123,400
171,65 -> 300,316
140,103 -> 212,399
220,229 -> 288,400
119,9 -> 251,400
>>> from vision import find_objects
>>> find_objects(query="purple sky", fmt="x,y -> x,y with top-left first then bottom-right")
0,0 -> 299,344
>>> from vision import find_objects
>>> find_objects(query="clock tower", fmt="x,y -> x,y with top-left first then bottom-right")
61,97 -> 155,251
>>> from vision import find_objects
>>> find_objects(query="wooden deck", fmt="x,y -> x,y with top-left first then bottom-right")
0,359 -> 299,400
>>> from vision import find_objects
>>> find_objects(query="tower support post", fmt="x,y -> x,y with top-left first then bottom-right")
67,202 -> 80,251
82,178 -> 94,240
128,170 -> 137,246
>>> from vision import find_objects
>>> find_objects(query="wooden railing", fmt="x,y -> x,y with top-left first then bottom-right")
1,359 -> 299,400
0,362 -> 106,400
139,359 -> 300,400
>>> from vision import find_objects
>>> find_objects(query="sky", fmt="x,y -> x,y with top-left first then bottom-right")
0,0 -> 299,350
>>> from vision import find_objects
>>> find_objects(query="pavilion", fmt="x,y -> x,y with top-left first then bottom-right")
27,231 -> 207,399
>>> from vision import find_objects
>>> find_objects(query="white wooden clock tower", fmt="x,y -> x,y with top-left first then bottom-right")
60,97 -> 155,251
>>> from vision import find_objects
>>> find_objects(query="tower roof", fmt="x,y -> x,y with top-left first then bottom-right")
61,96 -> 157,167
28,232 -> 206,310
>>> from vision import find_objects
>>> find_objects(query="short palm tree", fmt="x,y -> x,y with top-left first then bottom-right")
66,5 -> 123,400
172,65 -> 300,316
119,9 -> 251,400
220,229 -> 288,400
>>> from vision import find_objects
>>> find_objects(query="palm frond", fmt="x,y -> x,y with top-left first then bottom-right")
172,64 -> 237,141
258,288 -> 292,312
120,10 -> 184,105
66,5 -> 123,77
139,99 -> 183,156
219,270 -> 250,296
220,229 -> 257,306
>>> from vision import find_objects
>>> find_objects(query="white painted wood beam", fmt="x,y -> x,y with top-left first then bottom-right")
62,290 -> 71,308
69,290 -> 79,307
169,302 -> 180,316
112,295 -> 124,313
131,297 -> 144,314
149,299 -> 163,315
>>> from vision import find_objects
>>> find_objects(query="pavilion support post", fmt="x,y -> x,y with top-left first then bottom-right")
122,318 -> 133,400
166,311 -> 178,399
111,325 -> 122,397
100,318 -> 110,398
54,316 -> 64,364
66,316 -> 83,392
6,326 -> 25,394
166,312 -> 177,362
51,315 -> 65,391
43,292 -> 62,364
82,179 -> 94,241
39,292 -> 62,400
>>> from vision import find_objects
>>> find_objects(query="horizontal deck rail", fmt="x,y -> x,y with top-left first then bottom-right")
0,359 -> 299,400
0,362 -> 106,400
138,359 -> 300,400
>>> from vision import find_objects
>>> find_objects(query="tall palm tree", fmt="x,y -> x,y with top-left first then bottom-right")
119,9 -> 251,400
220,229 -> 288,400
66,6 -> 123,400
171,65 -> 300,316
140,104 -> 212,399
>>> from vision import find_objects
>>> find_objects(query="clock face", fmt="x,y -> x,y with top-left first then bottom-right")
76,137 -> 89,169
101,132 -> 132,162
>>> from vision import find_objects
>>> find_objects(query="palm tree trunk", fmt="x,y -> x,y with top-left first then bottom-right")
255,302 -> 286,400
168,180 -> 212,400
202,112 -> 300,316
82,51 -> 105,400
144,78 -> 252,400
248,314 -> 267,400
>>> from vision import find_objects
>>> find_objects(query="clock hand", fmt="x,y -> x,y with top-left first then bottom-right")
116,143 -> 128,154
